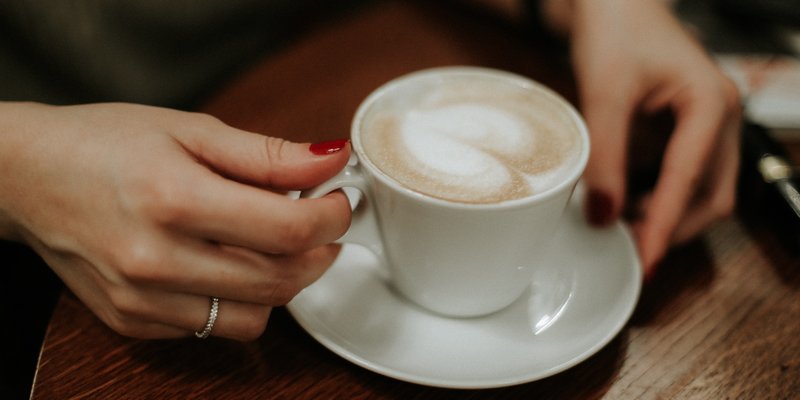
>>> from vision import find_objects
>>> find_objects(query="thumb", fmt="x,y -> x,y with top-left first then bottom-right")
178,123 -> 351,190
580,93 -> 633,227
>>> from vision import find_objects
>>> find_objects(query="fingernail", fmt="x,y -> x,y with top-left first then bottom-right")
309,139 -> 349,155
587,189 -> 614,226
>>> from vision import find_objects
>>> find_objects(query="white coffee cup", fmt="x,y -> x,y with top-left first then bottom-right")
304,67 -> 590,317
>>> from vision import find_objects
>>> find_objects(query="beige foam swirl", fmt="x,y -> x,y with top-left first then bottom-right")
360,78 -> 581,204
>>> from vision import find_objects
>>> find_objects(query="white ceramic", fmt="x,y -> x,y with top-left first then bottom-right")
287,188 -> 642,389
303,67 -> 590,317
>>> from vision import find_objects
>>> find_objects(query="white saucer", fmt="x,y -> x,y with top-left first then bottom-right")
287,192 -> 642,389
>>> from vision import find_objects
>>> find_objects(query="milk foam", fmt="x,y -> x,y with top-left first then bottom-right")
401,104 -> 523,192
360,74 -> 581,204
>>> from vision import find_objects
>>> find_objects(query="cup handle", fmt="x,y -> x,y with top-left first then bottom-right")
300,163 -> 385,260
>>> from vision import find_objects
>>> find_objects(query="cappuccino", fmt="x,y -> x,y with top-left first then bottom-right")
304,67 -> 591,317
358,71 -> 583,204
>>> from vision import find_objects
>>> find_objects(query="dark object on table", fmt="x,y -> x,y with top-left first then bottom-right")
715,0 -> 800,28
739,122 -> 800,254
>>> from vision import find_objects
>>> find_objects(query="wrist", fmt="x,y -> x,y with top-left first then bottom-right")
538,0 -> 674,36
0,102 -> 42,243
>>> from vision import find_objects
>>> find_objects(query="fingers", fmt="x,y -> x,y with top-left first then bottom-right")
125,153 -> 352,253
146,118 -> 353,253
580,85 -> 636,227
181,180 -> 352,253
636,103 -> 717,270
669,114 -> 741,245
104,287 -> 274,341
134,242 -> 343,304
86,243 -> 342,341
636,82 -> 740,272
174,117 -> 351,190
104,243 -> 340,340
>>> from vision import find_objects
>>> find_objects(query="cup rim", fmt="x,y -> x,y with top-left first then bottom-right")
351,66 -> 590,210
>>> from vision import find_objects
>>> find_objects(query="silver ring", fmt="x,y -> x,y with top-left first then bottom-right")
195,297 -> 220,339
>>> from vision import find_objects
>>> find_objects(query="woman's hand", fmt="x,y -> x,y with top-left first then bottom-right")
0,102 -> 351,340
556,0 -> 741,278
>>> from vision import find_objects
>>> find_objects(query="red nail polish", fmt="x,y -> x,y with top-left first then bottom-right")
587,189 -> 614,226
309,139 -> 349,155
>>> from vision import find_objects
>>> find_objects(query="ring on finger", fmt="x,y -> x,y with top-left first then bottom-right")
195,297 -> 220,339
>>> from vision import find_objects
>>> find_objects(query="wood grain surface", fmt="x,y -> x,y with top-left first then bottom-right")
31,1 -> 800,399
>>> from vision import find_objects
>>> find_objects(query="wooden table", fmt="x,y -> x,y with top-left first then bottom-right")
30,2 -> 800,398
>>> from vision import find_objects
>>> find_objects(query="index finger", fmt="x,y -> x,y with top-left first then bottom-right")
579,78 -> 638,226
165,169 -> 352,254
637,92 -> 727,268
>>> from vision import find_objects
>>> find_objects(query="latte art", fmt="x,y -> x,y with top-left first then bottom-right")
360,74 -> 582,204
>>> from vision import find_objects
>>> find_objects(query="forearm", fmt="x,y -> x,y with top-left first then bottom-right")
537,0 -> 679,36
0,102 -> 36,243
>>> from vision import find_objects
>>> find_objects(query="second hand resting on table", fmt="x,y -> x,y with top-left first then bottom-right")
536,0 -> 741,278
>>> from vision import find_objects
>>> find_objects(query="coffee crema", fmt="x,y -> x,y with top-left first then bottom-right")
359,74 -> 582,204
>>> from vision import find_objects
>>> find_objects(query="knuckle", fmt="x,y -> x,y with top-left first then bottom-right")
189,111 -> 223,127
279,219 -> 317,252
705,73 -> 742,119
104,312 -> 143,338
711,193 -> 736,221
264,278 -> 303,306
249,253 -> 325,305
330,195 -> 353,237
126,174 -> 193,227
107,287 -> 144,319
263,136 -> 289,168
168,109 -> 223,129
113,240 -> 168,285
236,308 -> 271,341
249,280 -> 275,305
719,75 -> 742,108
